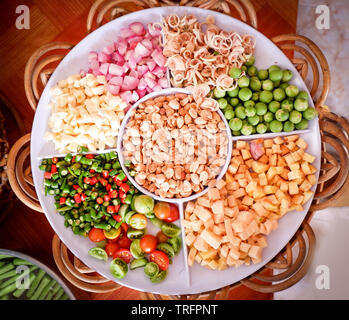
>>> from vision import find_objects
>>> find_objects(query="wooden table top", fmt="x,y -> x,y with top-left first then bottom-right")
0,0 -> 298,300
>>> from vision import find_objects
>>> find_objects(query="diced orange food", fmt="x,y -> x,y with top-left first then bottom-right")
183,136 -> 317,270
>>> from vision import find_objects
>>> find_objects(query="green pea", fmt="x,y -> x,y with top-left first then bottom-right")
229,67 -> 242,79
295,118 -> 309,130
244,100 -> 255,108
250,78 -> 261,91
213,88 -> 226,98
297,90 -> 309,100
283,121 -> 295,132
269,120 -> 283,133
238,76 -> 250,88
281,99 -> 293,112
227,86 -> 239,97
259,91 -> 273,103
285,85 -> 299,98
245,106 -> 256,117
247,65 -> 258,77
275,108 -> 289,122
235,106 -> 246,119
262,79 -> 274,91
252,92 -> 259,101
224,108 -> 235,120
282,69 -> 293,82
280,82 -> 289,89
241,124 -> 253,136
241,65 -> 247,72
232,130 -> 241,136
268,65 -> 280,73
289,110 -> 302,124
217,98 -> 228,109
229,118 -> 243,131
256,123 -> 268,134
251,126 -> 256,134
268,101 -> 280,113
273,88 -> 286,101
255,102 -> 267,116
294,98 -> 309,111
229,97 -> 239,106
245,55 -> 255,66
269,69 -> 283,82
247,115 -> 260,126
238,88 -> 252,101
303,107 -> 318,120
258,69 -> 269,80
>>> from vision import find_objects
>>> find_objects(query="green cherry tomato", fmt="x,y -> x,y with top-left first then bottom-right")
110,258 -> 128,279
88,247 -> 108,261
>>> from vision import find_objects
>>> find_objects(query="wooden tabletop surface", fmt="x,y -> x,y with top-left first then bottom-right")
0,0 -> 298,300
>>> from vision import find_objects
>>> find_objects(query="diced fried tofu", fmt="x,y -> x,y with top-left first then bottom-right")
269,154 -> 277,166
228,246 -> 240,260
204,218 -> 214,230
240,242 -> 251,253
242,195 -> 254,206
191,220 -> 203,232
272,144 -> 282,154
258,172 -> 268,186
225,172 -> 234,183
252,161 -> 269,174
236,140 -> 247,149
288,181 -> 299,195
300,179 -> 312,192
264,185 -> 278,194
185,232 -> 196,246
227,195 -> 237,207
215,179 -> 226,190
224,206 -> 238,218
238,178 -> 248,188
201,229 -> 222,250
194,205 -> 212,222
220,244 -> 229,258
288,169 -> 302,180
213,224 -> 225,236
264,139 -> 273,148
185,201 -> 195,213
285,134 -> 299,142
284,154 -> 296,166
197,197 -> 211,208
273,136 -> 284,145
188,247 -> 197,266
208,188 -> 221,201
200,248 -> 218,260
231,220 -> 246,233
194,236 -> 209,252
241,149 -> 252,160
245,181 -> 257,196
296,137 -> 308,149
307,174 -> 317,185
289,163 -> 300,171
208,259 -> 218,270
231,188 -> 246,199
302,191 -> 314,204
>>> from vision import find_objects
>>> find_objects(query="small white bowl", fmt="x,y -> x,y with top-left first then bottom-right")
117,87 -> 233,205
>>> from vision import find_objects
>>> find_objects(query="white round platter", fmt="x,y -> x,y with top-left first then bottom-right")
31,6 -> 321,295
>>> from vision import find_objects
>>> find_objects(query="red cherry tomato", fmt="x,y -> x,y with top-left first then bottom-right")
149,250 -> 169,271
113,248 -> 132,264
140,235 -> 158,253
154,202 -> 170,221
105,242 -> 120,257
88,228 -> 106,243
163,203 -> 179,222
118,235 -> 131,249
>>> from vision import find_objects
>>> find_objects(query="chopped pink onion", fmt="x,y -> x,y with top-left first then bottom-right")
108,84 -> 120,95
129,22 -> 146,36
152,66 -> 166,78
109,76 -> 123,86
137,65 -> 149,75
99,63 -> 109,75
122,76 -> 139,91
117,40 -> 128,56
137,88 -> 147,98
98,52 -> 111,63
137,78 -> 147,90
144,71 -> 156,80
88,51 -> 98,63
109,63 -> 124,76
103,44 -> 115,55
120,90 -> 133,104
152,84 -> 162,92
134,43 -> 150,59
141,39 -> 153,50
144,77 -> 157,89
119,27 -> 135,38
158,77 -> 169,88
131,90 -> 139,102
90,59 -> 100,70
146,60 -> 156,71
151,49 -> 166,67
